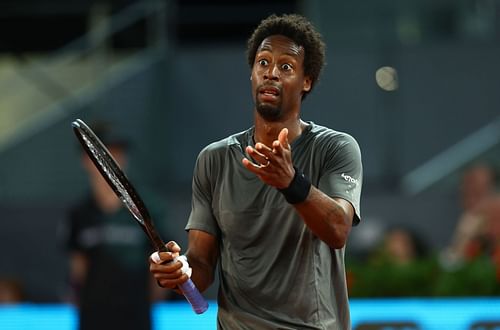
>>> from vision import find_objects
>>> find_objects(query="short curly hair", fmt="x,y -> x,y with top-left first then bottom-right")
246,14 -> 326,99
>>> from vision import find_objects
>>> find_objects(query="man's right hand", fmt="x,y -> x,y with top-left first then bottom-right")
149,241 -> 190,291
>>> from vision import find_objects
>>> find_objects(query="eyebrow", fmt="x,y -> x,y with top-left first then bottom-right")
257,45 -> 303,58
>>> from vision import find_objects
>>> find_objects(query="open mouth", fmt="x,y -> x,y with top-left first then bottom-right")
258,85 -> 280,101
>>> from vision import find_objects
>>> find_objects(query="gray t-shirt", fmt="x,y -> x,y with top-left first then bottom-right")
186,122 -> 363,330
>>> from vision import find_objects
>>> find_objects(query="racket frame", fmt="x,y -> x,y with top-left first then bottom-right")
71,119 -> 167,253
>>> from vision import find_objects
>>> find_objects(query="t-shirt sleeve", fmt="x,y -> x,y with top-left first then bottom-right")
185,147 -> 221,237
318,133 -> 363,225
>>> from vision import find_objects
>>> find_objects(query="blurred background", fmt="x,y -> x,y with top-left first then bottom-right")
0,0 -> 499,329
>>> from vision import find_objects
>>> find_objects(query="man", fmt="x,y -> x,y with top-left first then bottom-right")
151,14 -> 363,329
62,122 -> 170,330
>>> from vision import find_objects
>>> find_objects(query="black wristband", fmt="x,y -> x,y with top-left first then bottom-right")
278,166 -> 311,204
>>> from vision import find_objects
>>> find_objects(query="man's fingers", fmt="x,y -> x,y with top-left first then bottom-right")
247,145 -> 270,161
156,273 -> 189,290
242,158 -> 265,173
152,263 -> 184,278
150,251 -> 163,264
278,128 -> 290,149
166,241 -> 181,253
149,241 -> 181,264
245,146 -> 271,167
150,250 -> 178,265
255,142 -> 272,153
150,256 -> 184,277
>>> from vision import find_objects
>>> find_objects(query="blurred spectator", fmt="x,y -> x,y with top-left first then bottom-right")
441,163 -> 500,268
460,163 -> 496,211
0,278 -> 24,303
60,121 -> 172,330
370,225 -> 428,265
348,225 -> 434,297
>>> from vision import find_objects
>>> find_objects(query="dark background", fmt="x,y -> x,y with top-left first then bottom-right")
0,0 -> 499,301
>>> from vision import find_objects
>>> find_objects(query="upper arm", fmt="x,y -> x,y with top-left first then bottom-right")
319,134 -> 363,224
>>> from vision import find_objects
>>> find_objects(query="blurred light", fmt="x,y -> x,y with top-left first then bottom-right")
375,66 -> 399,92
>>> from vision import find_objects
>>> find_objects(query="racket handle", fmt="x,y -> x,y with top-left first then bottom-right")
179,279 -> 208,314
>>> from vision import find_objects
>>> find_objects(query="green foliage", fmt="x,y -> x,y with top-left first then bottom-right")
347,256 -> 500,297
432,257 -> 500,296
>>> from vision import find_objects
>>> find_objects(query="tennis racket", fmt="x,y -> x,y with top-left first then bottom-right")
71,118 -> 208,314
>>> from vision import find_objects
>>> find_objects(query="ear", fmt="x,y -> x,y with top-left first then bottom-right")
303,76 -> 312,92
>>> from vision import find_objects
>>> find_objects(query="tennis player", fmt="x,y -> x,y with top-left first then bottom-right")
151,13 -> 363,330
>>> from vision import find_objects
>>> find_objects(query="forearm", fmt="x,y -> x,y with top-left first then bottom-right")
185,252 -> 216,293
184,229 -> 219,293
293,186 -> 353,249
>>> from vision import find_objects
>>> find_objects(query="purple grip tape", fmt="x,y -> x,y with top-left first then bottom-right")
179,279 -> 208,314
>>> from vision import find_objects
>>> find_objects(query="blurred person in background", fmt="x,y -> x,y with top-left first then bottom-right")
370,225 -> 428,266
0,278 -> 24,304
346,224 -> 435,298
441,163 -> 500,268
60,122 -> 172,330
149,14 -> 363,330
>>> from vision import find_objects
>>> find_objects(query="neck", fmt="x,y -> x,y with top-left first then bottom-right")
253,113 -> 306,146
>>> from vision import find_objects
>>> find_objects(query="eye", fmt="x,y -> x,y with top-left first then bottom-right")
258,59 -> 268,66
281,63 -> 292,71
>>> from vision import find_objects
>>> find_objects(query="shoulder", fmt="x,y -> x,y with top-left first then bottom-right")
307,122 -> 361,150
197,128 -> 252,160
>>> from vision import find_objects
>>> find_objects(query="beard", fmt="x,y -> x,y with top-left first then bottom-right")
255,99 -> 282,121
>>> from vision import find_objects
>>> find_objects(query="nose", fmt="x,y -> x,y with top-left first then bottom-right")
264,64 -> 279,81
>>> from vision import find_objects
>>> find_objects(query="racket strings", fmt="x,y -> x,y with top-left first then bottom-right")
81,133 -> 144,224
